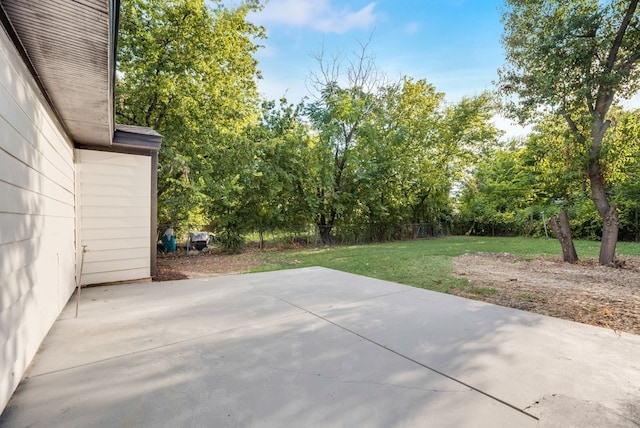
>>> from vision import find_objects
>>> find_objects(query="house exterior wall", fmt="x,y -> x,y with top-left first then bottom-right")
0,25 -> 76,410
76,149 -> 151,285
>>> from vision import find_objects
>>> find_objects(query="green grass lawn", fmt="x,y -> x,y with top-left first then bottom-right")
251,236 -> 640,294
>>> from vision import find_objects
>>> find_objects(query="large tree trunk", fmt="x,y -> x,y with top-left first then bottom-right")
588,145 -> 618,265
548,211 -> 579,263
600,206 -> 619,265
563,114 -> 619,266
319,224 -> 332,245
587,99 -> 619,265
317,211 -> 334,245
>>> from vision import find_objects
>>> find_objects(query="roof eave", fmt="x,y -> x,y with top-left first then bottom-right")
1,0 -> 116,147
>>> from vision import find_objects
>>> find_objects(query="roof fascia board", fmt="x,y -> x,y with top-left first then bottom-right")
76,141 -> 158,157
113,126 -> 162,153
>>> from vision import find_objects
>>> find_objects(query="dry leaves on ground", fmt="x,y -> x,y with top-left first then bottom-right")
452,253 -> 640,335
154,251 -> 261,282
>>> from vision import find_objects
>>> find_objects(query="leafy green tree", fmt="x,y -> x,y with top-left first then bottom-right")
384,79 -> 448,232
606,108 -> 640,240
116,0 -> 265,233
237,99 -> 316,247
305,43 -> 383,244
457,142 -> 538,236
499,0 -> 640,264
523,115 -> 602,241
364,80 -> 500,239
347,78 -> 446,240
458,108 -> 640,243
304,36 -> 503,245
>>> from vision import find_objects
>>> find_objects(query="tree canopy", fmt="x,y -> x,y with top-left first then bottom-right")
498,0 -> 640,264
457,108 -> 640,243
115,0 -> 640,254
117,0 -> 265,232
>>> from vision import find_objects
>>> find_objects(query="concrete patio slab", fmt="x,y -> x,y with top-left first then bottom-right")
306,283 -> 640,419
1,267 -> 639,427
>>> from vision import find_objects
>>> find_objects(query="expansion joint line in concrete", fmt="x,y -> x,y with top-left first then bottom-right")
259,289 -> 539,422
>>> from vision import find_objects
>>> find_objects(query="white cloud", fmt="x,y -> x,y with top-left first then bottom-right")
254,0 -> 377,33
404,22 -> 420,35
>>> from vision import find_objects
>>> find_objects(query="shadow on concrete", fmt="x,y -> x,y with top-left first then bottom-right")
2,268 -> 639,427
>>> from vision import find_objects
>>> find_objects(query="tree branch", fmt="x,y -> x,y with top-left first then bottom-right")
605,0 -> 638,73
145,94 -> 158,127
562,113 -> 587,144
619,50 -> 640,74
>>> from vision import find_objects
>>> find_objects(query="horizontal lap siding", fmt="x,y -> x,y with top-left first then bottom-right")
77,150 -> 151,285
0,27 -> 76,410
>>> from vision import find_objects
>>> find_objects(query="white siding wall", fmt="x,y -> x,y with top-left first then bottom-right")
0,27 -> 76,410
77,150 -> 151,285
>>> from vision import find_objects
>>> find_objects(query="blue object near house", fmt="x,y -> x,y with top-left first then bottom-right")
161,229 -> 177,253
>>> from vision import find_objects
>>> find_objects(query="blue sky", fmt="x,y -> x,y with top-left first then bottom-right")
247,0 -> 528,136
249,0 -> 505,103
246,0 -> 639,138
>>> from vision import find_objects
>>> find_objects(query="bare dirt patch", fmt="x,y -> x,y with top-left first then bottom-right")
154,251 -> 262,282
452,253 -> 640,335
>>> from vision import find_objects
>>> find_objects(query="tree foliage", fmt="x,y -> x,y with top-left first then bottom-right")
302,43 -> 501,244
457,141 -> 535,236
236,99 -> 316,246
116,0 -> 265,234
114,3 -> 539,251
457,109 -> 640,243
498,0 -> 640,264
304,42 -> 383,244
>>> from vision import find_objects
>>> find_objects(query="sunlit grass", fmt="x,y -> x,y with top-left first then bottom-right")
251,236 -> 640,293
